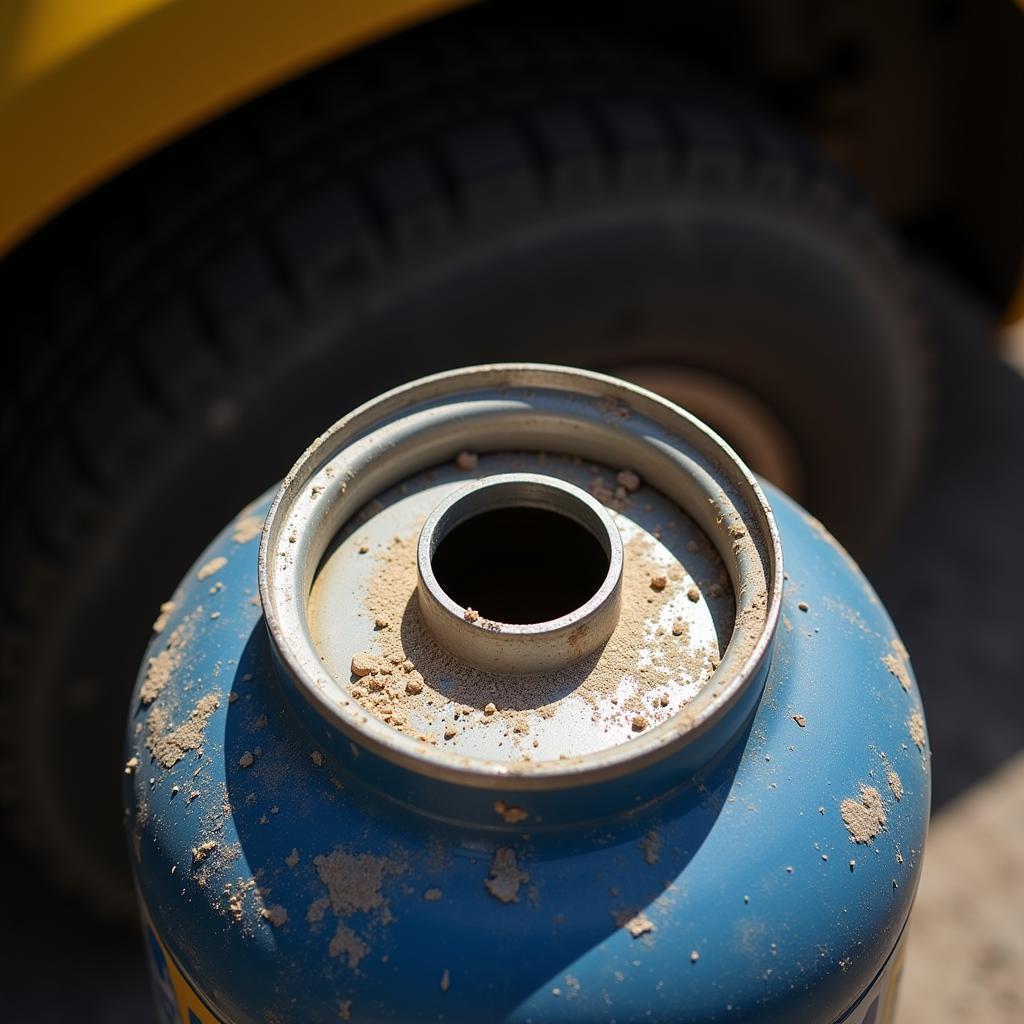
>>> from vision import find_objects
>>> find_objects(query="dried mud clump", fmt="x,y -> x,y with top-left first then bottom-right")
146,694 -> 220,769
616,469 -> 641,493
233,514 -> 264,545
192,841 -> 217,865
260,904 -> 288,927
484,848 -> 529,903
309,846 -> 407,972
152,601 -> 175,634
330,925 -> 368,970
494,801 -> 529,824
140,607 -> 203,705
314,848 -> 401,915
882,638 -> 912,692
881,754 -> 904,801
639,831 -> 661,865
887,769 -> 903,801
612,908 -> 655,938
350,653 -> 377,678
908,711 -> 926,750
197,556 -> 228,581
840,784 -> 887,844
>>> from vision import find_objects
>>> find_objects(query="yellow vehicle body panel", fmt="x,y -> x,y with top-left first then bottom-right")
0,0 -> 470,258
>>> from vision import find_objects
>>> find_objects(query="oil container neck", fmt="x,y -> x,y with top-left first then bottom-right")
259,365 -> 782,828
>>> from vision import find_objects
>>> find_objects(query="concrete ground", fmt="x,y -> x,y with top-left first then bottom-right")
899,750 -> 1024,1024
1,266 -> 1021,1022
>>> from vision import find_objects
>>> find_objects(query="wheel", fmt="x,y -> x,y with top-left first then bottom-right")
0,21 -> 926,914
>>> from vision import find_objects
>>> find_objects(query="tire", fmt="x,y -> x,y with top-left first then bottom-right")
0,21 -> 926,915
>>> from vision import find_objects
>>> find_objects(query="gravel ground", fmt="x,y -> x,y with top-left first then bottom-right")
1,268 -> 1021,1022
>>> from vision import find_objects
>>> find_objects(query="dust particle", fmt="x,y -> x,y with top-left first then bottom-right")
690,950 -> 700,963
197,556 -> 228,581
405,676 -> 424,696
632,716 -> 648,732
146,694 -> 220,769
687,586 -> 700,603
238,751 -> 255,768
650,575 -> 667,592
232,515 -> 263,545
484,848 -> 529,903
455,451 -> 479,471
671,619 -> 686,637
152,601 -> 175,634
311,750 -> 325,768
908,711 -> 926,750
374,616 -> 389,630
424,888 -> 443,902
616,469 -> 641,492
285,848 -> 300,869
792,714 -> 807,728
464,608 -> 480,622
885,766 -> 903,801
124,756 -> 140,775
840,784 -> 887,844
260,904 -> 288,927
483,702 -> 497,716
444,725 -> 457,740
440,968 -> 451,992
612,908 -> 655,938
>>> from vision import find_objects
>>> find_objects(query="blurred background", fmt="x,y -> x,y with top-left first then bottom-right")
1,1 -> 1022,1020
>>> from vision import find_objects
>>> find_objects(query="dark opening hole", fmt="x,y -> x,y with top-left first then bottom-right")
431,506 -> 609,624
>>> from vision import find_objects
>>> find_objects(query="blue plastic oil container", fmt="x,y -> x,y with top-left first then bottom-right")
125,365 -> 929,1023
